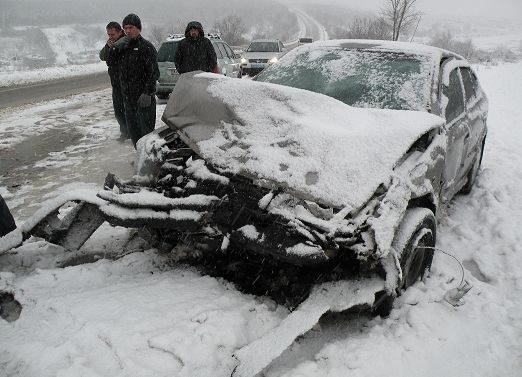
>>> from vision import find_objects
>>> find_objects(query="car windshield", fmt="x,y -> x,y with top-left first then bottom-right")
247,42 -> 279,52
255,48 -> 433,111
299,38 -> 313,43
157,41 -> 180,62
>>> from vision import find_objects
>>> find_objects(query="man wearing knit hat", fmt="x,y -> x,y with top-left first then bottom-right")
115,13 -> 160,148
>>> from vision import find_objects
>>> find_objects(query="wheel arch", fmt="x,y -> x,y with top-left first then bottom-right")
407,194 -> 437,219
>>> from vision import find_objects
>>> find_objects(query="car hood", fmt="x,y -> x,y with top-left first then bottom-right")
242,51 -> 282,60
162,72 -> 444,211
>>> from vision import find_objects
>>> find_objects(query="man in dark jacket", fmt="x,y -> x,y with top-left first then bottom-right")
116,14 -> 160,148
99,21 -> 127,140
0,194 -> 16,237
174,21 -> 217,74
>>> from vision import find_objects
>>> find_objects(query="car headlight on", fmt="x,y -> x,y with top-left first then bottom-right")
269,57 -> 278,64
241,58 -> 247,64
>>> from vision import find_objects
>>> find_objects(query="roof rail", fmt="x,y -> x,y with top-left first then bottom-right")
167,33 -> 184,40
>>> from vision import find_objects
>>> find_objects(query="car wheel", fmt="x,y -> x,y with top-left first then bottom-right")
237,69 -> 242,78
373,207 -> 436,317
460,137 -> 486,195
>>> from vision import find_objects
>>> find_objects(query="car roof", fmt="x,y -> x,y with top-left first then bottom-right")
165,33 -> 222,42
250,39 -> 281,43
301,39 -> 463,60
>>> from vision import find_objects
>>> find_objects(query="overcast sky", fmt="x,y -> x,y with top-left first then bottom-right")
292,0 -> 522,20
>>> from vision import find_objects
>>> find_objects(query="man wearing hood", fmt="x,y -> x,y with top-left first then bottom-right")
174,21 -> 217,74
115,13 -> 160,148
99,21 -> 127,140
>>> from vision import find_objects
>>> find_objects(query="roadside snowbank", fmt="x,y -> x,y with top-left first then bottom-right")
0,62 -> 106,88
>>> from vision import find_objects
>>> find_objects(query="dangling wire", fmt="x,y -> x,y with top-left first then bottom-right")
425,246 -> 465,287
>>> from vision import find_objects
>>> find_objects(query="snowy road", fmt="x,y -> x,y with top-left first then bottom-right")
292,9 -> 329,41
0,90 -> 167,221
0,72 -> 109,109
1,62 -> 522,376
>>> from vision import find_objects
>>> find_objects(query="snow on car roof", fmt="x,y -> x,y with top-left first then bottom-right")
250,39 -> 281,43
300,39 -> 461,60
163,73 -> 445,210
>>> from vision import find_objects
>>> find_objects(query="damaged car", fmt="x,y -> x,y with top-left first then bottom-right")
0,40 -> 488,318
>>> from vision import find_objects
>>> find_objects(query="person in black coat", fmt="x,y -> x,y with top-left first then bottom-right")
99,21 -> 127,140
174,21 -> 217,74
0,194 -> 16,237
116,14 -> 160,148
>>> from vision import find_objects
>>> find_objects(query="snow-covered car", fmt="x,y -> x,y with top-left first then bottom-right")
0,39 -> 488,318
156,34 -> 241,99
148,39 -> 487,312
240,39 -> 287,76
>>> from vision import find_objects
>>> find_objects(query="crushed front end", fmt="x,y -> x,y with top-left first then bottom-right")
107,127 -> 385,308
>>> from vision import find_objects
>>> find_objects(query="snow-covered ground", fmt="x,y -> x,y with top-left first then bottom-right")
1,60 -> 521,376
0,62 -> 107,88
0,25 -> 106,87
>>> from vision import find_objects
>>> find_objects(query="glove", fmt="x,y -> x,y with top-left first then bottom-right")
137,93 -> 152,108
113,36 -> 130,51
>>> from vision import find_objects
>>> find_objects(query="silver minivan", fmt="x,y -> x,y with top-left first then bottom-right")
156,34 -> 241,99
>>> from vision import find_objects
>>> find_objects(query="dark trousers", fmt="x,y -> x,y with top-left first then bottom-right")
112,85 -> 127,138
0,195 -> 16,237
123,96 -> 156,148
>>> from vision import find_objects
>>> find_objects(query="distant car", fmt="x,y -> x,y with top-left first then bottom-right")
240,39 -> 287,76
297,37 -> 313,45
156,34 -> 241,99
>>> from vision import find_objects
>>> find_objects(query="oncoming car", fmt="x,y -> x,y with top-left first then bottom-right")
155,33 -> 241,99
297,37 -> 313,45
240,39 -> 287,76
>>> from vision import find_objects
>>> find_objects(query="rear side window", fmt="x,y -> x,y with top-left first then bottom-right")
444,69 -> 465,121
157,42 -> 179,62
460,67 -> 479,103
223,44 -> 235,58
217,43 -> 229,59
213,43 -> 223,58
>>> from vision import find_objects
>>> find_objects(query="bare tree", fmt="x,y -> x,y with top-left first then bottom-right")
149,24 -> 168,48
346,16 -> 391,40
429,31 -> 477,61
380,0 -> 421,41
213,15 -> 246,46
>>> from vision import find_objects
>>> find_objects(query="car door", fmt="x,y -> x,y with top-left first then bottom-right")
217,43 -> 235,77
223,43 -> 240,77
212,41 -> 224,73
459,67 -> 487,170
440,61 -> 469,199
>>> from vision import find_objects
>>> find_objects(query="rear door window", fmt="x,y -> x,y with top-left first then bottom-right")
444,69 -> 465,122
157,41 -> 180,62
213,43 -> 223,58
460,67 -> 479,103
217,43 -> 229,59
223,44 -> 235,59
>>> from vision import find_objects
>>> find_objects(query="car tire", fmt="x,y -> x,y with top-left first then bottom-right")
372,207 -> 436,317
460,137 -> 486,195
